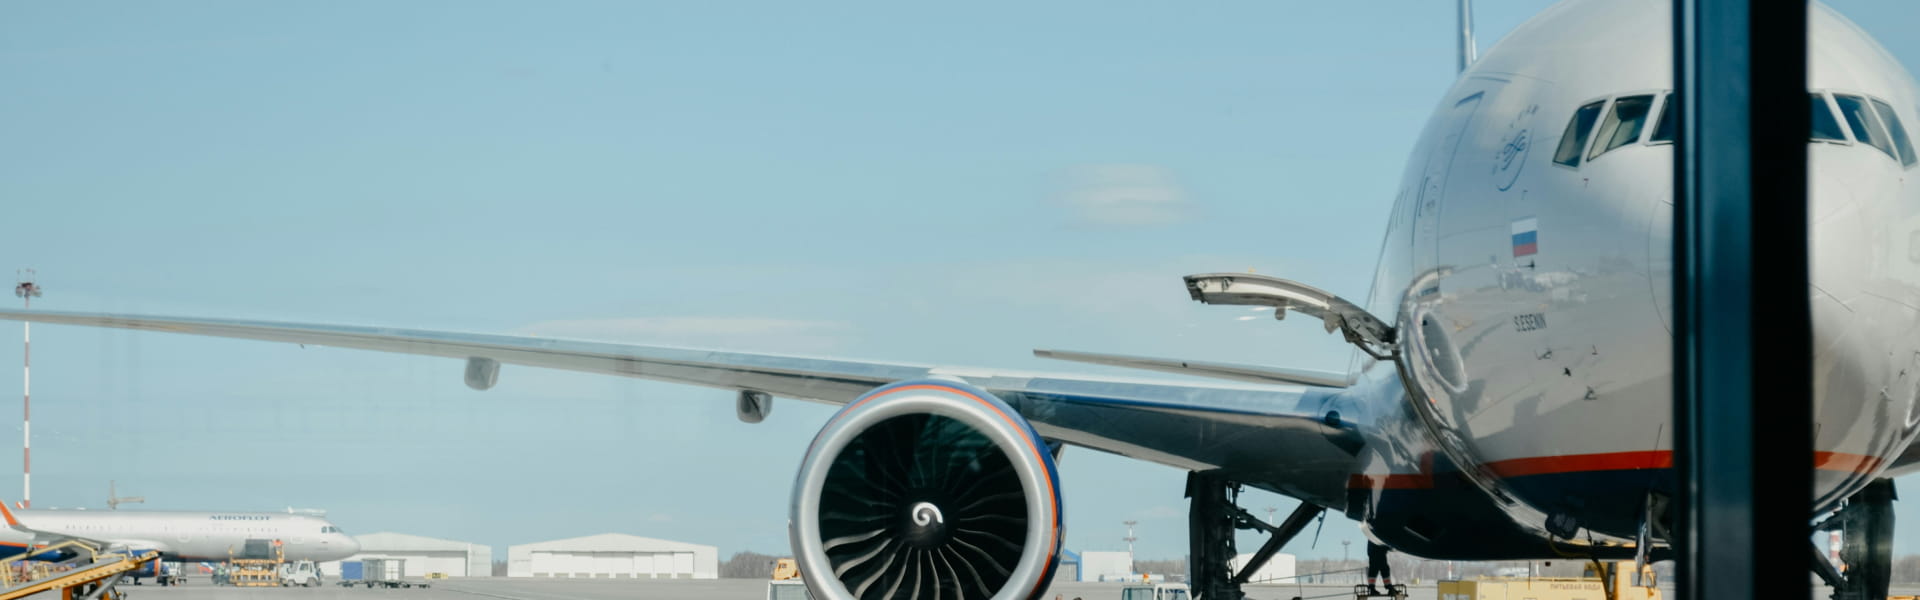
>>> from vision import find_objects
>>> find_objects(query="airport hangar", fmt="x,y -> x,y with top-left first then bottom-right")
508,533 -> 718,579
320,532 -> 493,577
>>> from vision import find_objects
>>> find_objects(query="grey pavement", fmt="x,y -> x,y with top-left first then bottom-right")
111,578 -> 1446,600
101,577 -> 1920,600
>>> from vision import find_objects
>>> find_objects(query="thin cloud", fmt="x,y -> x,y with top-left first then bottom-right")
1055,164 -> 1196,227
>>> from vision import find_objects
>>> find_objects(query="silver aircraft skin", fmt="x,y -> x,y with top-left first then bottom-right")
0,0 -> 1916,564
0,505 -> 360,563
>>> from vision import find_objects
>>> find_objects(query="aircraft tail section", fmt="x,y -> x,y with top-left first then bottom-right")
1459,0 -> 1478,72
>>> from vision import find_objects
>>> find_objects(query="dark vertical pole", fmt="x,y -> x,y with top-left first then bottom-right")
1672,0 -> 1811,599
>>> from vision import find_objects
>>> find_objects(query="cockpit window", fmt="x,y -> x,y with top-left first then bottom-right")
1650,94 -> 1676,143
1652,92 -> 1852,145
1869,98 -> 1917,166
1811,93 -> 1846,142
1554,100 -> 1605,167
1834,94 -> 1898,160
1590,95 -> 1655,160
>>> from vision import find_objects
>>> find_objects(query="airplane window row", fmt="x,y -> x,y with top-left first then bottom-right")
1552,91 -> 1917,168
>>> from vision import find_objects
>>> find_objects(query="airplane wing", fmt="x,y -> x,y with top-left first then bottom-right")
1032,348 -> 1350,387
0,309 -> 1364,509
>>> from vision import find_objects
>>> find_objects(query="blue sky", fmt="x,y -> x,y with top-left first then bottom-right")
0,0 -> 1914,564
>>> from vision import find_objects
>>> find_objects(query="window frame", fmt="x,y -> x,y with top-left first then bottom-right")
1833,92 -> 1899,161
1647,92 -> 1676,146
1868,97 -> 1917,168
1552,97 -> 1611,170
1588,92 -> 1660,161
1808,90 -> 1853,146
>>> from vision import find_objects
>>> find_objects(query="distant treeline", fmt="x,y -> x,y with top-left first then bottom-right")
721,551 -> 785,579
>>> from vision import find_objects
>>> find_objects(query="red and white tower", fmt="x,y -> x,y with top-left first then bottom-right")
14,270 -> 39,509
1831,531 -> 1845,571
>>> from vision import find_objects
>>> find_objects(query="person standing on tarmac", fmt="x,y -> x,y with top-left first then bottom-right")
1366,542 -> 1394,596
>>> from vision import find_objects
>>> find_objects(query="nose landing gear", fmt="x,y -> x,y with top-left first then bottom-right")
1187,471 -> 1325,600
1813,478 -> 1894,600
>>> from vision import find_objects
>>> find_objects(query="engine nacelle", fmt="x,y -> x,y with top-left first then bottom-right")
789,380 -> 1063,600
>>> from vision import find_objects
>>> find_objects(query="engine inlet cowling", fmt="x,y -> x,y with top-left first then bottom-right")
790,380 -> 1063,600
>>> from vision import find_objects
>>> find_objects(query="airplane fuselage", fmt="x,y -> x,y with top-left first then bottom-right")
1331,0 -> 1920,559
0,510 -> 359,563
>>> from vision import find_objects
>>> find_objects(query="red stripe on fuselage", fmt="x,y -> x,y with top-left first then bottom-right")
1483,450 -> 1671,478
1347,449 -> 1885,489
1347,473 -> 1435,489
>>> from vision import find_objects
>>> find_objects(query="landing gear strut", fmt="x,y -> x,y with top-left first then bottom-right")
1814,478 -> 1895,600
1187,471 -> 1324,600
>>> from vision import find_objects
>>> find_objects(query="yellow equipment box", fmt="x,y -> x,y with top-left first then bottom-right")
1440,562 -> 1660,600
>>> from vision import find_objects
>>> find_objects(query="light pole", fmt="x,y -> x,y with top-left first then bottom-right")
1123,520 -> 1139,576
13,270 -> 38,510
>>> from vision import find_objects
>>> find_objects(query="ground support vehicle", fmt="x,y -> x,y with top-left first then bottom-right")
1120,583 -> 1191,600
279,560 -> 321,587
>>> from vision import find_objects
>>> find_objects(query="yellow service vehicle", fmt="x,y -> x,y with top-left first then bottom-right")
1438,561 -> 1659,600
772,558 -> 800,581
767,559 -> 811,600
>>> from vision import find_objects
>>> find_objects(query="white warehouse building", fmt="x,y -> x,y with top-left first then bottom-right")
508,533 -> 717,579
1230,552 -> 1296,584
321,532 -> 493,578
1079,551 -> 1134,582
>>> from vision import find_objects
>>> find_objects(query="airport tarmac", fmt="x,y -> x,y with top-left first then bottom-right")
101,577 -> 1919,600
114,578 -> 1448,600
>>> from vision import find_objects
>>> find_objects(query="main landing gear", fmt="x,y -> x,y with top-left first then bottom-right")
1814,478 -> 1895,600
1187,471 -> 1324,600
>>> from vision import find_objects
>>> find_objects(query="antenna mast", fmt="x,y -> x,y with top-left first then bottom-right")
108,480 -> 143,510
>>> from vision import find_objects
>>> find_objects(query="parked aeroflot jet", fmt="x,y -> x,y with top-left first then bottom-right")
0,503 -> 359,564
0,0 -> 1915,598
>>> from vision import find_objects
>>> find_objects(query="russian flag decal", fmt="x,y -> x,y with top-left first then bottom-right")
1512,217 -> 1539,257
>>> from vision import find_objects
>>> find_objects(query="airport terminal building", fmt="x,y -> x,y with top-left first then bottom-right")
507,533 -> 717,579
321,532 -> 493,578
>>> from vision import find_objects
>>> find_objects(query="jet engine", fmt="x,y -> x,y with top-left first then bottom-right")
789,380 -> 1063,600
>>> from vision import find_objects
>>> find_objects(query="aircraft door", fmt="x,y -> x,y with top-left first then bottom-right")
1413,92 -> 1486,273
1397,90 -> 1503,498
241,539 -> 273,559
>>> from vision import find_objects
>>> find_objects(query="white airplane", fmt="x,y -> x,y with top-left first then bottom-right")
0,502 -> 359,565
0,0 -> 1914,599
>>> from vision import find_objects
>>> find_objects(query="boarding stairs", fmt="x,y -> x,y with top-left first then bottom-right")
0,542 -> 158,600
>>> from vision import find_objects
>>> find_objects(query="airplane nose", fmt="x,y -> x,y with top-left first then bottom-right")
343,536 -> 361,555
